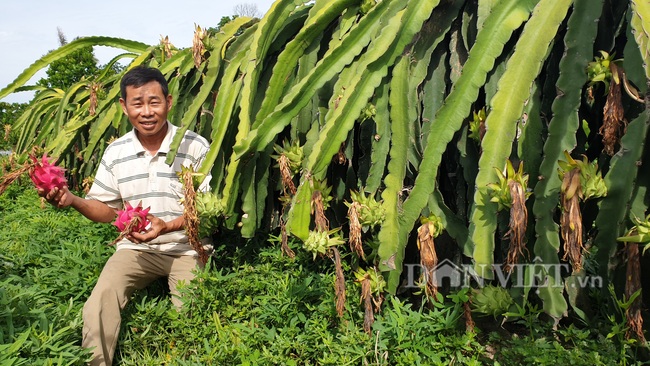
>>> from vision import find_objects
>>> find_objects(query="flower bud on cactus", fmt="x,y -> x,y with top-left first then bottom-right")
195,192 -> 224,237
29,154 -> 67,191
471,285 -> 513,318
273,139 -> 304,175
303,229 -> 345,260
346,190 -> 385,229
114,202 -> 151,233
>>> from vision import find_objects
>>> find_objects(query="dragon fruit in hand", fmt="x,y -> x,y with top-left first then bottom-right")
113,202 -> 151,233
29,154 -> 67,191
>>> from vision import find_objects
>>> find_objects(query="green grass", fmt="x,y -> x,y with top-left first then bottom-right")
0,181 -> 645,365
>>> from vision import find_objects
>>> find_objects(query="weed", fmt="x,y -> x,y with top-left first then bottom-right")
0,182 -> 644,365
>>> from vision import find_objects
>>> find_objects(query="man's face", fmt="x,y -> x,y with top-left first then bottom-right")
119,81 -> 172,138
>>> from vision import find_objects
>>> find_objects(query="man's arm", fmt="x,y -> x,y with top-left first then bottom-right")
40,186 -> 116,223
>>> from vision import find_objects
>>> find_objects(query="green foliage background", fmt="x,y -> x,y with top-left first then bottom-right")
0,181 -> 636,365
0,102 -> 24,150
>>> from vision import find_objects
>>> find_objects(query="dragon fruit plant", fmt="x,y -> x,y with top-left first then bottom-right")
0,152 -> 68,196
29,153 -> 68,191
113,202 -> 151,234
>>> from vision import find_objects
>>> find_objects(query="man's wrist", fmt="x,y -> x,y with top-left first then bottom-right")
160,218 -> 184,234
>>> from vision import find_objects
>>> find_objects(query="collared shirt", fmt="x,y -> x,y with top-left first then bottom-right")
86,121 -> 211,255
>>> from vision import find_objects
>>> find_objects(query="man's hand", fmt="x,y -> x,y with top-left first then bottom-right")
128,215 -> 185,243
37,186 -> 75,209
128,215 -> 168,243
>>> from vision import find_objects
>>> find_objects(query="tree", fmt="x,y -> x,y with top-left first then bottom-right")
37,28 -> 99,90
0,102 -> 26,150
233,3 -> 261,18
207,16 -> 239,35
208,3 -> 261,35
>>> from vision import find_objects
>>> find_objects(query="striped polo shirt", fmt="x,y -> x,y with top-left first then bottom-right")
86,121 -> 212,255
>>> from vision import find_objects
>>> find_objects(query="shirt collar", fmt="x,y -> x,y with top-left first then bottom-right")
131,121 -> 175,156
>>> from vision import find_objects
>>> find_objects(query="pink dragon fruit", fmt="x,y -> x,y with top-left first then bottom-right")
29,153 -> 67,191
113,202 -> 151,233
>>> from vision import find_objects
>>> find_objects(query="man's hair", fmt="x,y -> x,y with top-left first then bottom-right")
120,65 -> 169,100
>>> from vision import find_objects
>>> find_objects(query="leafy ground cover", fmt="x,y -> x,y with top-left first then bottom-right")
0,181 -> 646,365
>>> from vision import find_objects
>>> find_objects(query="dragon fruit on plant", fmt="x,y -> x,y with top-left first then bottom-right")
113,202 -> 151,233
29,153 -> 67,191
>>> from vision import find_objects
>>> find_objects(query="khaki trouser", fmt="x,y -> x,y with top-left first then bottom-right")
82,249 -> 201,366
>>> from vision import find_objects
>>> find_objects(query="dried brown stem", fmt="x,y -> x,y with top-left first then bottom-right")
600,64 -> 627,156
361,277 -> 374,334
347,202 -> 365,259
1,148 -> 57,196
280,219 -> 295,259
331,247 -> 346,317
625,243 -> 645,342
181,170 -> 208,266
278,154 -> 296,195
192,26 -> 205,68
312,190 -> 329,232
0,163 -> 32,196
160,35 -> 173,59
418,223 -> 439,300
561,169 -> 584,272
464,300 -> 475,333
110,216 -> 142,246
505,180 -> 529,272
88,82 -> 100,116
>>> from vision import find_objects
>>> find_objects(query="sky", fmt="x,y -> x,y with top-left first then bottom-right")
0,0 -> 277,104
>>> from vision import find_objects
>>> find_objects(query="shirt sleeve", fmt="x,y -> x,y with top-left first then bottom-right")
85,157 -> 123,209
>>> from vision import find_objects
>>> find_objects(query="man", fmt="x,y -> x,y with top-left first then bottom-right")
40,65 -> 211,365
